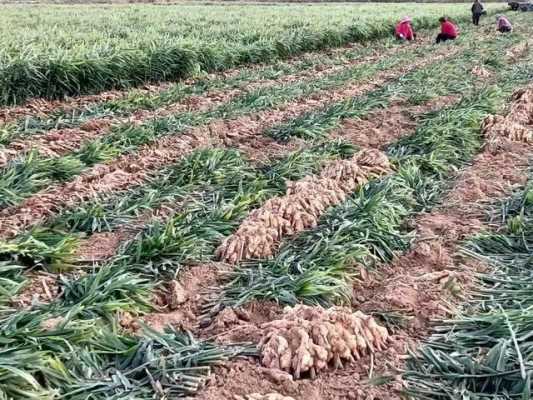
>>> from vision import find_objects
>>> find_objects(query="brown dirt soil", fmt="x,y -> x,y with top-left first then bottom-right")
0,49 -> 456,240
123,263 -> 229,333
196,341 -> 407,400
75,231 -> 132,262
0,87 -> 239,168
11,271 -> 61,309
0,88 -> 147,125
329,95 -> 459,149
330,106 -> 416,149
193,87 -> 533,399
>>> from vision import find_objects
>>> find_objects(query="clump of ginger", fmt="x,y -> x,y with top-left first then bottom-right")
216,149 -> 390,264
258,305 -> 388,379
482,86 -> 533,151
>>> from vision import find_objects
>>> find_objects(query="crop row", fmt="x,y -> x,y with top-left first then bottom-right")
44,40 -> 515,249
3,55 -> 530,396
0,37 -> 462,222
219,58 -> 533,309
403,84 -> 533,398
1,19 -> 530,266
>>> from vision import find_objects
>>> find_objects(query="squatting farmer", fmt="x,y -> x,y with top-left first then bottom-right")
471,0 -> 484,26
496,15 -> 513,33
395,16 -> 416,41
436,17 -> 459,44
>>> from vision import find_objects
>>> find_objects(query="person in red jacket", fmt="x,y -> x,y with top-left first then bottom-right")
395,16 -> 416,41
436,17 -> 459,44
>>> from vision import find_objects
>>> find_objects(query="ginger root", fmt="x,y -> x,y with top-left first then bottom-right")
217,149 -> 390,264
258,305 -> 388,379
482,86 -> 533,150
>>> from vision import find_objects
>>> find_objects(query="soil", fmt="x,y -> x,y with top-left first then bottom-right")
126,263 -> 229,333
75,231 -> 132,262
329,96 -> 458,150
11,271 -> 61,309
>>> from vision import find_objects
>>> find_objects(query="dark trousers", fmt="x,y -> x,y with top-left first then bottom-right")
472,13 -> 481,25
436,33 -> 456,44
498,26 -> 512,33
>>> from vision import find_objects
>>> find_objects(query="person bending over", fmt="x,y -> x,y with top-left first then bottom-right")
436,17 -> 458,44
496,15 -> 513,33
395,16 -> 416,41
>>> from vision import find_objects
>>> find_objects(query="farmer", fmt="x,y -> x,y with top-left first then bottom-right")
395,16 -> 416,41
471,0 -> 484,26
436,17 -> 459,44
496,15 -> 513,33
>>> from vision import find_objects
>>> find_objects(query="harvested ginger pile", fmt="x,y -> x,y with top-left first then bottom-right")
258,305 -> 388,379
482,86 -> 533,149
217,149 -> 390,263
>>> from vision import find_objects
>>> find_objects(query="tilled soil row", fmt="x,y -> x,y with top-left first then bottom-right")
72,99 -> 433,265
182,87 -> 533,400
0,40 -> 423,168
0,49 -> 456,240
17,93 -> 450,311
69,95 -> 455,273
0,83 -> 172,126
0,86 -> 245,167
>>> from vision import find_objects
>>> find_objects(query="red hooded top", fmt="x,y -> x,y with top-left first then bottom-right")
441,20 -> 458,37
395,21 -> 415,40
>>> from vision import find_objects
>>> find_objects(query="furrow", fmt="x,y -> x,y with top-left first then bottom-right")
0,86 -> 240,166
0,84 -> 166,125
0,49 -> 456,239
400,85 -> 533,399
0,34 -> 411,148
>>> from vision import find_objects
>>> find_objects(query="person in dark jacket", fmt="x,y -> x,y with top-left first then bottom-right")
472,0 -> 484,26
436,17 -> 459,44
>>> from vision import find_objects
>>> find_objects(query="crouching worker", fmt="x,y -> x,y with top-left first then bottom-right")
496,15 -> 513,33
436,17 -> 458,44
395,16 -> 416,41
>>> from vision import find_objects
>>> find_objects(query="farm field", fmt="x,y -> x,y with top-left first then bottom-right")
0,2 -> 506,105
0,2 -> 533,400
